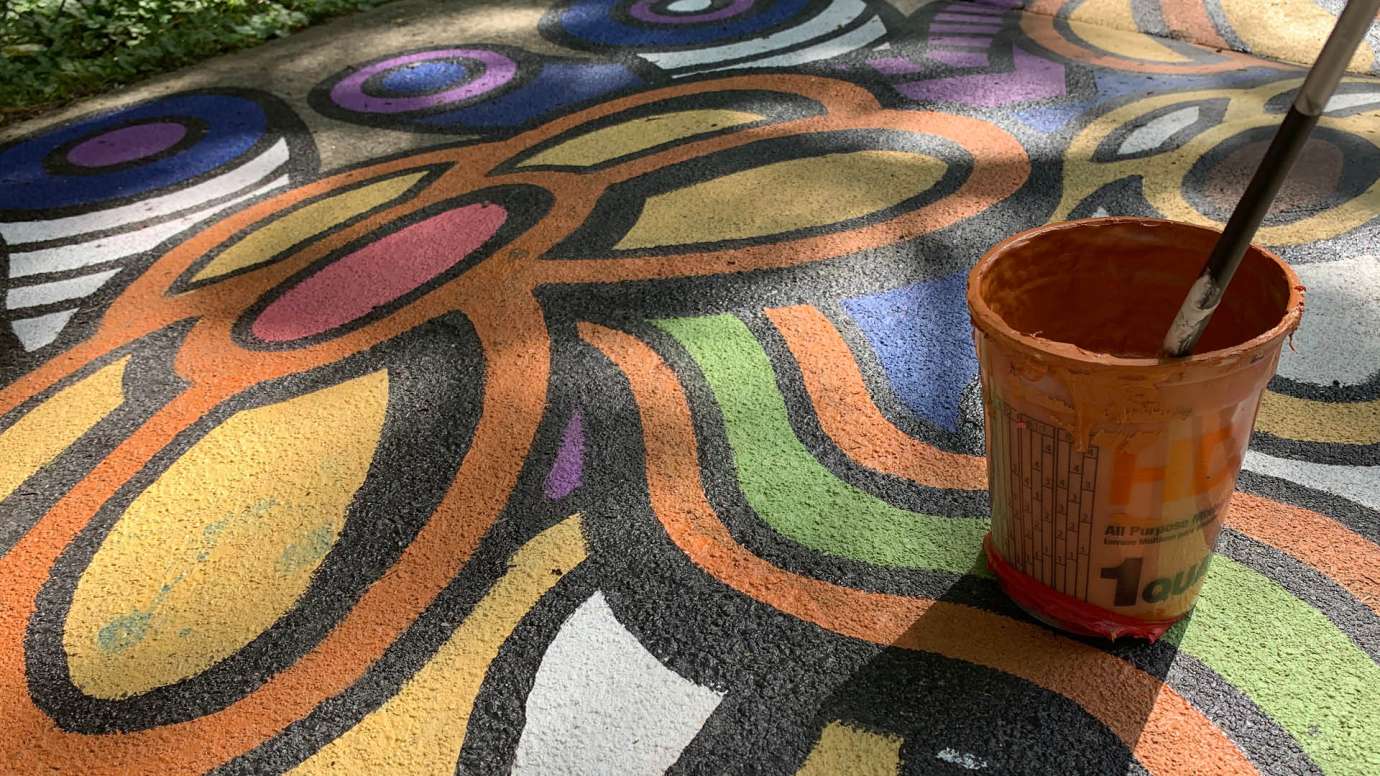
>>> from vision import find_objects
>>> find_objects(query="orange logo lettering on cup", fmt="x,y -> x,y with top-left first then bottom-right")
1109,451 -> 1165,506
1195,423 -> 1242,495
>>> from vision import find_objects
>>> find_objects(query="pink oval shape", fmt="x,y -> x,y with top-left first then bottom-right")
251,202 -> 507,342
68,121 -> 188,167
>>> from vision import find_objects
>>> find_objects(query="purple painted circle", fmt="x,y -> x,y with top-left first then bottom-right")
65,121 -> 188,167
331,49 -> 518,113
628,0 -> 754,24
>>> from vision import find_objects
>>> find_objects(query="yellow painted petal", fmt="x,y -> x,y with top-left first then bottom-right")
516,107 -> 761,168
797,721 -> 902,776
0,357 -> 127,502
614,150 -> 946,250
1256,391 -> 1380,445
64,371 -> 389,699
190,172 -> 429,283
1067,1 -> 1188,63
288,516 -> 586,776
1218,0 -> 1373,73
518,109 -> 763,168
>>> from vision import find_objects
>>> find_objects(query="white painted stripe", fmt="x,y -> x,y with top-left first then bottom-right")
937,748 -> 989,770
641,0 -> 868,70
933,12 -> 1003,25
935,3 -> 1005,15
1325,92 -> 1380,112
511,592 -> 723,776
698,16 -> 888,73
8,175 -> 288,278
0,139 -> 289,245
5,268 -> 119,309
11,308 -> 76,351
1117,105 -> 1200,156
1277,255 -> 1380,386
1244,450 -> 1380,512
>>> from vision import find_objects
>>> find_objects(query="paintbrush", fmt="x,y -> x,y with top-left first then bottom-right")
1162,0 -> 1380,357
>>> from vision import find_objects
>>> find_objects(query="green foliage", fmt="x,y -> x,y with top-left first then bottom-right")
1,0 -> 390,118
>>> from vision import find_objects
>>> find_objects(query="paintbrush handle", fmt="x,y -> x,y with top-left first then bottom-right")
1296,0 -> 1380,115
1162,0 -> 1380,357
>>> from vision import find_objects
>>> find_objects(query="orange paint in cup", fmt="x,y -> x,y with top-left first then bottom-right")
967,218 -> 1304,640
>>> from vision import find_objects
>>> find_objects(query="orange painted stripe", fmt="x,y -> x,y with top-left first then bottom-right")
1158,0 -> 1231,50
579,321 -> 1256,776
765,305 -> 986,491
1,302 -> 549,774
1226,492 -> 1380,615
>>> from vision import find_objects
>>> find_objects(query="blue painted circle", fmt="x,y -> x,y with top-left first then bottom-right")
374,61 -> 471,97
552,0 -> 813,49
0,93 -> 270,213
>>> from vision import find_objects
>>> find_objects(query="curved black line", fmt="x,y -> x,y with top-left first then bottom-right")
1105,636 -> 1323,776
42,117 -> 211,179
618,314 -> 976,598
1249,432 -> 1379,467
1268,371 -> 1380,403
819,301 -> 984,456
230,184 -> 553,351
171,163 -> 449,294
745,311 -> 990,516
452,565 -> 602,776
545,128 -> 975,259
27,318 -> 485,732
492,89 -> 827,175
1216,528 -> 1380,664
213,323 -> 596,772
0,324 -> 194,558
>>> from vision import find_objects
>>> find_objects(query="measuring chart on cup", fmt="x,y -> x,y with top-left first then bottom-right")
994,407 -> 1100,601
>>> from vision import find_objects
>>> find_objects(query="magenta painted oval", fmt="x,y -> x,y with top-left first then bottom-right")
68,122 -> 188,167
250,202 -> 507,342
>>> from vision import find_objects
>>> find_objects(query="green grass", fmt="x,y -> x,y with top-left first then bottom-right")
1,0 -> 392,123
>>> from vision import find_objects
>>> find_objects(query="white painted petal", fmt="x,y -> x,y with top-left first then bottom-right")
11,308 -> 77,351
1117,105 -> 1199,156
512,592 -> 723,776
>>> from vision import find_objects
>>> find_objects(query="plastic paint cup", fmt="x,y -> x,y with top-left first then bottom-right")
967,218 -> 1304,641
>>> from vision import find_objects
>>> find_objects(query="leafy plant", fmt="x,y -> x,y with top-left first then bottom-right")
1,0 -> 391,122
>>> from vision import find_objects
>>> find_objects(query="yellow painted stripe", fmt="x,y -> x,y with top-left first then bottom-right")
518,109 -> 763,168
288,516 -> 586,776
1067,0 -> 1188,63
1256,391 -> 1380,445
797,721 -> 902,776
65,371 -> 388,699
615,150 -> 947,250
1217,0 -> 1373,73
0,357 -> 127,502
191,172 -> 429,283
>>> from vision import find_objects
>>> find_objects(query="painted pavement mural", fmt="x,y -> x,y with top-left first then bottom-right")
1,0 -> 1378,773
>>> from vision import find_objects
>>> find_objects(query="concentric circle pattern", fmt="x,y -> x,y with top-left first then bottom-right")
2,2 -> 1379,775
